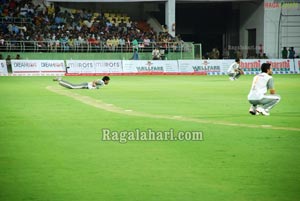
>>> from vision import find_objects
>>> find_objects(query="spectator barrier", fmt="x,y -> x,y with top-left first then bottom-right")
0,59 -> 299,76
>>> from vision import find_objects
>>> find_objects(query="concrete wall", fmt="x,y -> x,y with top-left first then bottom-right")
264,1 -> 281,58
280,12 -> 300,49
239,0 -> 264,58
264,0 -> 300,58
278,3 -> 300,58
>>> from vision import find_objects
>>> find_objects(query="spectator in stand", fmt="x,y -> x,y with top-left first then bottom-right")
77,34 -> 85,47
6,55 -> 11,73
20,3 -> 29,17
27,3 -> 35,18
282,47 -> 288,59
83,19 -> 93,29
88,34 -> 99,51
162,25 -> 168,33
236,49 -> 243,59
68,36 -> 75,50
131,48 -> 139,60
152,47 -> 161,60
110,22 -> 118,33
36,34 -> 45,49
125,36 -> 131,52
119,36 -> 125,51
111,36 -> 119,51
173,34 -> 182,52
223,48 -> 230,59
143,36 -> 150,49
288,47 -> 295,59
9,0 -> 16,10
11,24 -> 19,35
214,48 -> 220,59
209,48 -> 220,59
132,38 -> 138,51
54,4 -> 61,16
119,19 -> 126,32
15,54 -> 21,59
261,53 -> 268,59
106,20 -> 112,28
46,3 -> 55,17
161,36 -> 169,50
106,37 -> 113,51
59,34 -> 69,51
2,5 -> 9,17
138,37 -> 144,51
35,4 -> 45,14
90,21 -> 99,33
126,20 -> 132,30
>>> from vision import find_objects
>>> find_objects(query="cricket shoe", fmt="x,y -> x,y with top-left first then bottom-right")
249,105 -> 257,115
53,76 -> 62,81
256,107 -> 270,116
229,77 -> 234,81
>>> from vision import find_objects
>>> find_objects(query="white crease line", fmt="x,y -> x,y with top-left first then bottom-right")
46,86 -> 300,132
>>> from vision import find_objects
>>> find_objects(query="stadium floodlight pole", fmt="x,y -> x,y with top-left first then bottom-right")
277,2 -> 283,58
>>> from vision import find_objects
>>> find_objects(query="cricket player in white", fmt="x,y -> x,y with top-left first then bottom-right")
248,63 -> 280,116
227,58 -> 244,80
53,76 -> 110,89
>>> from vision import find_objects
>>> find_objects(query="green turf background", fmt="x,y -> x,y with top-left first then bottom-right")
0,75 -> 299,201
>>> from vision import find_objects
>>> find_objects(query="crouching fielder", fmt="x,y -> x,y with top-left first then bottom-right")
247,63 -> 280,116
53,76 -> 110,89
227,58 -> 244,80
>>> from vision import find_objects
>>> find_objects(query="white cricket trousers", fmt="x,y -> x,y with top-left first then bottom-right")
249,94 -> 281,111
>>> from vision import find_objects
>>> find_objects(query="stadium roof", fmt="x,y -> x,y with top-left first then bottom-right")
48,0 -> 167,2
48,0 -> 259,2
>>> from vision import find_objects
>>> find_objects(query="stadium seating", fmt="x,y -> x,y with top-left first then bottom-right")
0,0 -> 179,54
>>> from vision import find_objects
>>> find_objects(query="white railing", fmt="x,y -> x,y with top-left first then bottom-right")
0,40 -> 186,53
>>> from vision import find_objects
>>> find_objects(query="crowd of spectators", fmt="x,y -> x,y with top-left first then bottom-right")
203,46 -> 275,59
0,0 -> 183,52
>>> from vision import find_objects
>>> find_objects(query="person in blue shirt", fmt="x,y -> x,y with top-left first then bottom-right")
131,48 -> 139,60
288,47 -> 295,59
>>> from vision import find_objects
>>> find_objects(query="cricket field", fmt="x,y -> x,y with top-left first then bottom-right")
0,75 -> 299,201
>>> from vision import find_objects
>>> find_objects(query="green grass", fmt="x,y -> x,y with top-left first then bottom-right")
0,75 -> 299,201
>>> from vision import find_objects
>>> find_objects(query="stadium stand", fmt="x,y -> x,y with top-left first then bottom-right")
0,0 -> 182,53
